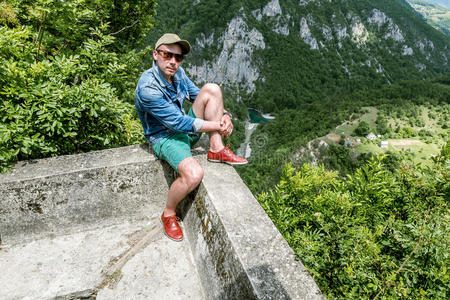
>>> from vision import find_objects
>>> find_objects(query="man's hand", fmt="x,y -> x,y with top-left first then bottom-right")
219,114 -> 233,138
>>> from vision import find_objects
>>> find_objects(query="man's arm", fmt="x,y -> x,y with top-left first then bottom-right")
197,120 -> 224,133
137,86 -> 203,134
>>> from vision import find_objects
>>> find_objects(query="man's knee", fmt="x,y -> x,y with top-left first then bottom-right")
184,165 -> 204,188
202,83 -> 221,97
190,165 -> 204,186
178,158 -> 204,188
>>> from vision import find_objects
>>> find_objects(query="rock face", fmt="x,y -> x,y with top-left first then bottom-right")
368,9 -> 405,42
187,16 -> 265,94
300,17 -> 319,50
402,45 -> 414,56
350,17 -> 369,46
183,0 -> 449,97
263,0 -> 282,17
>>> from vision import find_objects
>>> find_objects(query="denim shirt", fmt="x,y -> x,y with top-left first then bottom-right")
134,62 -> 204,144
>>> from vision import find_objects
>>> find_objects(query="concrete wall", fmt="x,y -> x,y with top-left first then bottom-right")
0,145 -> 172,244
0,144 -> 323,299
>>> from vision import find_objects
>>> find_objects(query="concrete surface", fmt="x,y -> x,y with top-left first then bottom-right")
0,218 -> 204,299
0,143 -> 323,299
181,157 -> 323,300
0,144 -> 172,245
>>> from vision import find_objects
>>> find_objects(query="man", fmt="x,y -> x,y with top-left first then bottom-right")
135,33 -> 247,241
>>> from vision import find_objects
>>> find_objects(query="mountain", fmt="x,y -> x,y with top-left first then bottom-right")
406,0 -> 450,36
149,0 -> 450,111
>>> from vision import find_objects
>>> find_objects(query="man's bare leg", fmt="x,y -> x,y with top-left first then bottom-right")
163,157 -> 204,217
192,83 -> 225,152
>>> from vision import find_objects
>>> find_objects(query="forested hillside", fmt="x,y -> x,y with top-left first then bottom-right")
150,0 -> 450,109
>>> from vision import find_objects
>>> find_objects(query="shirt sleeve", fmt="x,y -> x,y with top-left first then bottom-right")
137,85 -> 203,134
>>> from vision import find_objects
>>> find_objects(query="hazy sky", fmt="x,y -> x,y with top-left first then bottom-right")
427,0 -> 450,10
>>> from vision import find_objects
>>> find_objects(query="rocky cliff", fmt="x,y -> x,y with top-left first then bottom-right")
151,0 -> 450,103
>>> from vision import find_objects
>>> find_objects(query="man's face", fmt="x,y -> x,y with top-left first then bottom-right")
153,43 -> 183,81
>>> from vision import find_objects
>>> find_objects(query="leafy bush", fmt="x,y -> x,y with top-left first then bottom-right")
354,120 -> 371,136
0,0 -> 156,172
258,154 -> 449,298
398,127 -> 415,138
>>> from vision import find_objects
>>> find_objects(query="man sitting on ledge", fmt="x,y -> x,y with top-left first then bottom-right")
135,33 -> 248,241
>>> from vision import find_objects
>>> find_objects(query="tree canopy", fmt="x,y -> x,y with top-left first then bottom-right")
0,0 -> 157,171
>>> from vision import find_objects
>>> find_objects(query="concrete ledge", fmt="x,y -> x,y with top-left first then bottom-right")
0,145 -> 173,244
0,144 -> 323,299
181,158 -> 323,299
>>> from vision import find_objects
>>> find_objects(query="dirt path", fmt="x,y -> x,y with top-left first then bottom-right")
388,139 -> 423,146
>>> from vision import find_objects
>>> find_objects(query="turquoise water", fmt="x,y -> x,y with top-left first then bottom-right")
248,108 -> 271,124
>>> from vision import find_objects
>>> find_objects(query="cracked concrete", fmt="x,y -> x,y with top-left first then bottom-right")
0,143 -> 322,299
0,218 -> 204,299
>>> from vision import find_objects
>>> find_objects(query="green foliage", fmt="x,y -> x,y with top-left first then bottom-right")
258,155 -> 449,298
398,127 -> 416,138
319,144 -> 369,176
434,139 -> 450,167
354,121 -> 371,136
0,1 -> 18,25
0,0 -> 156,172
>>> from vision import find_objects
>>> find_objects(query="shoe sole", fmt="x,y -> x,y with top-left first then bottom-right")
207,159 -> 248,165
160,218 -> 184,242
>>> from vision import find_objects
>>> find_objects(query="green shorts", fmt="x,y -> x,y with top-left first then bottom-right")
152,108 -> 202,171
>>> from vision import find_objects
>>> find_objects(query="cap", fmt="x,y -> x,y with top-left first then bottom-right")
155,33 -> 191,55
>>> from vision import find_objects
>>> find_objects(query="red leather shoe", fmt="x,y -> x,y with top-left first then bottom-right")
207,146 -> 248,165
161,213 -> 183,241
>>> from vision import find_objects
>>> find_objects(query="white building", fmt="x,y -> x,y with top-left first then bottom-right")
366,132 -> 377,140
379,140 -> 388,148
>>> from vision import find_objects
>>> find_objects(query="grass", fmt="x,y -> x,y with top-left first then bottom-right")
334,106 -> 379,136
389,139 -> 441,165
355,143 -> 385,155
307,103 -> 448,169
360,106 -> 378,128
353,139 -> 440,166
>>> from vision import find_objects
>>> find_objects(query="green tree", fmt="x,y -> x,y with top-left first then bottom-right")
258,153 -> 449,298
354,120 -> 371,136
0,0 -> 156,172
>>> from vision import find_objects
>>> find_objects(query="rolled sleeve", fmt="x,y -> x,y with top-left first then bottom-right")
192,118 -> 204,132
137,86 -> 197,134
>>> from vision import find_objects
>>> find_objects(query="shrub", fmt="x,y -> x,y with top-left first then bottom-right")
354,120 -> 371,136
258,154 -> 449,298
0,0 -> 156,172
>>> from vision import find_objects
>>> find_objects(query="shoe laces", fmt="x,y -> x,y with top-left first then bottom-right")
223,145 -> 233,153
163,215 -> 180,224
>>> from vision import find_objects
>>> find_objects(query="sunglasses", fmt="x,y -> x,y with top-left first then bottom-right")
156,49 -> 184,62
